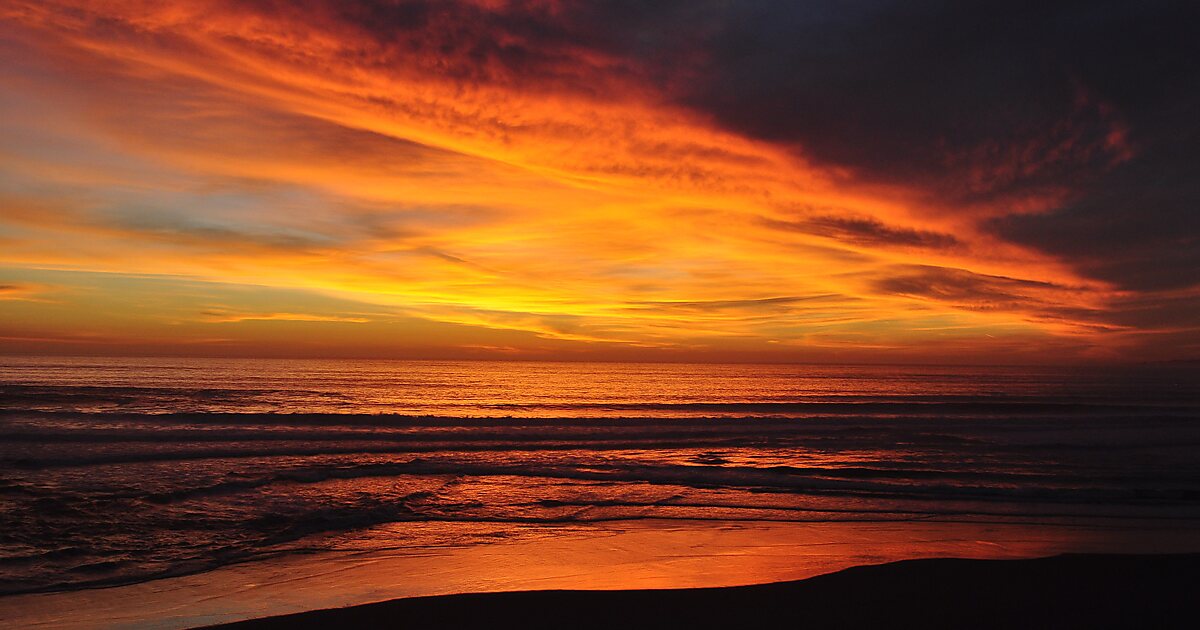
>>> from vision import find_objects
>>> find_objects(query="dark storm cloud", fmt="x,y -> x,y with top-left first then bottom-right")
655,0 -> 1198,300
987,148 -> 1200,291
542,0 -> 1198,324
874,265 -> 1071,313
869,266 -> 1200,349
1106,291 -> 1200,331
967,0 -> 1200,295
280,1 -> 1196,296
672,1 -> 1193,200
234,0 -> 707,96
232,1 -> 1192,199
763,216 -> 961,250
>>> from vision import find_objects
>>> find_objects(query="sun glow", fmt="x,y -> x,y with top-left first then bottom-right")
0,1 -> 1189,362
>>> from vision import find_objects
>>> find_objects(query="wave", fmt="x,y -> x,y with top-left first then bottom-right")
475,400 -> 1200,416
6,489 -> 1194,598
5,383 -> 1199,417
8,408 -> 1200,427
7,490 -> 1196,598
6,409 -> 1200,472
5,360 -> 1200,599
10,454 -> 1196,509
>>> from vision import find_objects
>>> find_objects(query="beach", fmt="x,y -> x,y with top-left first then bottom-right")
3,518 -> 1199,628
212,553 -> 1200,630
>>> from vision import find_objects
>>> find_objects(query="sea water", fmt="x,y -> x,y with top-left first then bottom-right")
2,356 -> 1198,595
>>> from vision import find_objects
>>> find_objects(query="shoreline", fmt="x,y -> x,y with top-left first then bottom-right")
208,552 -> 1200,629
3,518 -> 1199,628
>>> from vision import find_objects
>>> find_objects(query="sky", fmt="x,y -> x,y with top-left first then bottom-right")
0,0 -> 1196,363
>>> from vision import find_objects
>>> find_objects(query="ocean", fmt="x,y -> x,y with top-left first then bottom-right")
2,356 -> 1199,597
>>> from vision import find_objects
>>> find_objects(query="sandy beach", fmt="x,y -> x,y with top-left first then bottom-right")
210,553 -> 1200,629
3,518 -> 1198,629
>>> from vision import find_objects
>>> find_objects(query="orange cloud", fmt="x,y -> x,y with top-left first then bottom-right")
0,1 -> 1184,362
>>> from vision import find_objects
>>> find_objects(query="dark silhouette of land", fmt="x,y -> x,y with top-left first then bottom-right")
208,553 -> 1199,629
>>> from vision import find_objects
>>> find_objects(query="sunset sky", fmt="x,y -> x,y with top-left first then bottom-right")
0,1 -> 1196,363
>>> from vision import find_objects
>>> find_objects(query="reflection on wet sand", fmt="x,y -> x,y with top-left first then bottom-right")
4,518 -> 1198,629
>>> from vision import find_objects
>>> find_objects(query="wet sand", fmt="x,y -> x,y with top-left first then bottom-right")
3,519 -> 1199,628
210,553 -> 1200,629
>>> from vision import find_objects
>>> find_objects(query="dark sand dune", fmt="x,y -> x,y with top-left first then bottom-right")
209,553 -> 1199,629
